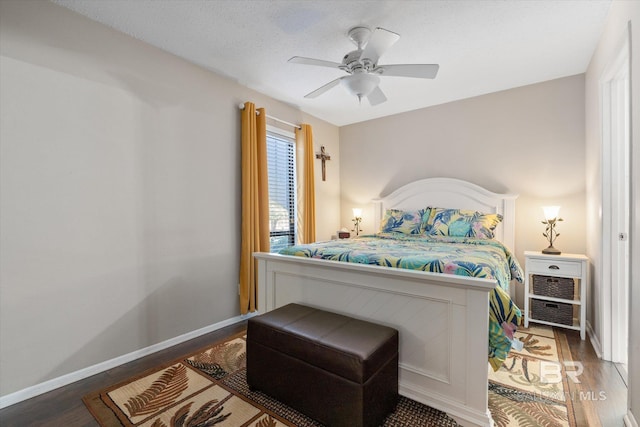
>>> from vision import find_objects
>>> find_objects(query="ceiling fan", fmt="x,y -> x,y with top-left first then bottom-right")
289,26 -> 439,106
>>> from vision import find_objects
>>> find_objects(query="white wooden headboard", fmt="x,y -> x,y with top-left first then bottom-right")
372,177 -> 518,251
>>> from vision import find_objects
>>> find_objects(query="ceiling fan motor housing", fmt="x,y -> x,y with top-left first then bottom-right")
341,50 -> 371,73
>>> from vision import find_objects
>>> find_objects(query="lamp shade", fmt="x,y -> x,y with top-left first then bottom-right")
352,208 -> 362,218
542,206 -> 561,221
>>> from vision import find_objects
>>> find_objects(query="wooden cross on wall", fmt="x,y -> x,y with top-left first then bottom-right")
316,146 -> 331,181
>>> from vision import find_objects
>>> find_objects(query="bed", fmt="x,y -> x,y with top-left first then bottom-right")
254,177 -> 521,427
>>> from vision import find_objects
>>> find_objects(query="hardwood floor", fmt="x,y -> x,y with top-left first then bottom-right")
0,323 -> 627,426
0,321 -> 248,427
564,330 -> 628,426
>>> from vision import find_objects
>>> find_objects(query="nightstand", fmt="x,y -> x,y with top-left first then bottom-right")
524,251 -> 588,339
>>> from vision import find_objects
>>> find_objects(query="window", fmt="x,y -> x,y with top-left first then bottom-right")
266,128 -> 296,252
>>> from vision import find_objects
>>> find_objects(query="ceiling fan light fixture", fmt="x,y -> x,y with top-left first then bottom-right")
341,73 -> 380,98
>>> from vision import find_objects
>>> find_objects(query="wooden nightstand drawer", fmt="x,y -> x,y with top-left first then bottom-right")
528,258 -> 581,276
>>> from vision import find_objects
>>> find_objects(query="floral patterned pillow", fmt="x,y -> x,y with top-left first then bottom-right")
427,208 -> 502,239
379,208 -> 431,235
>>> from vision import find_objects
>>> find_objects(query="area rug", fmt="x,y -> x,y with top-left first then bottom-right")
83,331 -> 458,427
84,327 -> 588,427
488,325 -> 595,427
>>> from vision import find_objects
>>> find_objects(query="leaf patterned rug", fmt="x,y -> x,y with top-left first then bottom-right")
84,327 -> 591,427
83,331 -> 458,427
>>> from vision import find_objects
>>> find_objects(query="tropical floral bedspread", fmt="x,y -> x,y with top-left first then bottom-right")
279,232 -> 524,370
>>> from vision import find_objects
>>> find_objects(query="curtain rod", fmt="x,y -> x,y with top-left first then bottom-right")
238,103 -> 301,129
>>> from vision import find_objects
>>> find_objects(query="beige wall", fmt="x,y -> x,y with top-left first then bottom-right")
585,1 -> 640,424
339,75 -> 587,303
0,0 -> 339,397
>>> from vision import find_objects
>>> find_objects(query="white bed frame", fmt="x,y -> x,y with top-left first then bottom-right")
255,177 -> 517,427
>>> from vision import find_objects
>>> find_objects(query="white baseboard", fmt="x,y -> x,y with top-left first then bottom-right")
625,410 -> 638,427
0,313 -> 258,409
586,320 -> 603,359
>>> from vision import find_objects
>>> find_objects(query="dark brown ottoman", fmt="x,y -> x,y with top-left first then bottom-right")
246,303 -> 399,427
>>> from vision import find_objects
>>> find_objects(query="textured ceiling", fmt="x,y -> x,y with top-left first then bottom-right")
52,0 -> 612,126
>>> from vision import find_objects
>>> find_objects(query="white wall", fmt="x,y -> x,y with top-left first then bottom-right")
339,75 -> 587,301
0,0 -> 339,397
585,1 -> 640,424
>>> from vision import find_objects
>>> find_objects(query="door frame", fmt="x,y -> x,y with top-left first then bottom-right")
599,25 -> 631,366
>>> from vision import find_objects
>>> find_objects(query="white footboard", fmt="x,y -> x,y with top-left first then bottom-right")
255,252 -> 496,427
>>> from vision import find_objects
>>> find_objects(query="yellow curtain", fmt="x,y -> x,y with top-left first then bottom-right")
239,101 -> 269,314
295,124 -> 316,243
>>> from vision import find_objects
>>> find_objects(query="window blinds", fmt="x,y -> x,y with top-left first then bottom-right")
266,132 -> 296,252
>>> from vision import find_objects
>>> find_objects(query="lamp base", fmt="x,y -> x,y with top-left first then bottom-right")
542,246 -> 561,255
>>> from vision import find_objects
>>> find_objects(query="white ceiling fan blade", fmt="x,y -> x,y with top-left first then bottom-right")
367,86 -> 387,106
376,64 -> 439,79
361,27 -> 400,65
304,77 -> 343,99
288,56 -> 342,69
